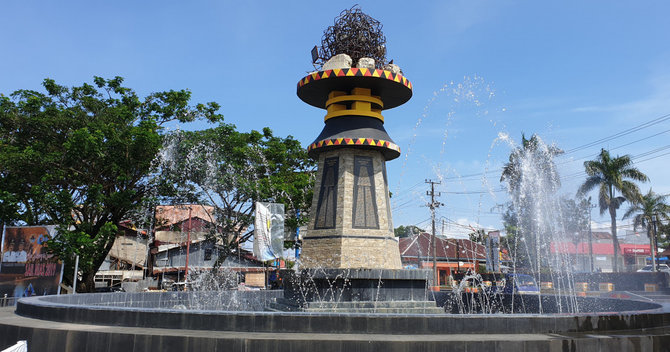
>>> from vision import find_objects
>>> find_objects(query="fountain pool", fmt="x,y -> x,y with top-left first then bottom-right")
1,289 -> 668,351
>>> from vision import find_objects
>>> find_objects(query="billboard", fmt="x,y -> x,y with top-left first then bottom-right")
1,226 -> 63,298
623,247 -> 650,255
253,202 -> 285,261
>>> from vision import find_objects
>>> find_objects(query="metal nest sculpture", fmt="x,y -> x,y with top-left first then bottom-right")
314,5 -> 388,69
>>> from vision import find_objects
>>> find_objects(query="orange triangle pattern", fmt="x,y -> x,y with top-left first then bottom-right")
297,68 -> 412,91
308,138 -> 400,154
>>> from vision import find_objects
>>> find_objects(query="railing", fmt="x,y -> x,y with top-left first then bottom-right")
1,294 -> 18,307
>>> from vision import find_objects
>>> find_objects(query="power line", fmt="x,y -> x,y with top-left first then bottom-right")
564,113 -> 670,154
555,128 -> 670,167
636,151 -> 670,164
391,112 -> 670,200
390,181 -> 424,198
558,144 -> 670,183
437,114 -> 670,182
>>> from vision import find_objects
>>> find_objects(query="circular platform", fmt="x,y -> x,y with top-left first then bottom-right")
3,292 -> 670,351
297,68 -> 412,109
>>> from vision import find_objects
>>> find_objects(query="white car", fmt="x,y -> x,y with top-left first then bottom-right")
637,264 -> 670,272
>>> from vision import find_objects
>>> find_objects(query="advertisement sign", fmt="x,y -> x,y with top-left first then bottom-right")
1,226 -> 63,298
623,247 -> 650,255
253,202 -> 285,261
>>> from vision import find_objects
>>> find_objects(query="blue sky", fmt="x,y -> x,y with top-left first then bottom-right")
2,1 -> 669,237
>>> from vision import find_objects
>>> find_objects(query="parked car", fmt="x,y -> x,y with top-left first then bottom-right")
501,274 -> 540,295
637,264 -> 670,272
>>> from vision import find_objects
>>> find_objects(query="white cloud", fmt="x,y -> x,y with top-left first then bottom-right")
441,217 -> 498,238
570,68 -> 670,120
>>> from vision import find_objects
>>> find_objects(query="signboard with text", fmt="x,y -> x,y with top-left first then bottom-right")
1,226 -> 63,298
623,247 -> 650,255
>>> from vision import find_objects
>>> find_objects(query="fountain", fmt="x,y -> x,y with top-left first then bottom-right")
1,6 -> 670,352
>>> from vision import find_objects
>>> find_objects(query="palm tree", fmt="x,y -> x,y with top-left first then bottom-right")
578,149 -> 648,272
501,134 -> 563,195
623,189 -> 670,271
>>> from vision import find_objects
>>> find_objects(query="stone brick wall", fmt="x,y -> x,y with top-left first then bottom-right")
301,148 -> 401,269
245,272 -> 266,288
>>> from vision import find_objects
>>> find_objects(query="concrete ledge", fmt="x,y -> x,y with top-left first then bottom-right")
2,307 -> 670,352
281,268 -> 433,303
303,268 -> 432,280
13,292 -> 669,335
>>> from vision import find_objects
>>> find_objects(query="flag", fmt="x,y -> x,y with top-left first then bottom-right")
253,202 -> 285,261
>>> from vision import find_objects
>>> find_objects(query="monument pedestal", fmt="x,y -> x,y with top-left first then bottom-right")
300,149 -> 401,269
276,268 -> 441,313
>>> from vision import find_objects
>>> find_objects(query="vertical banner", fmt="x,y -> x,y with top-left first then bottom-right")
1,226 -> 63,298
253,202 -> 285,261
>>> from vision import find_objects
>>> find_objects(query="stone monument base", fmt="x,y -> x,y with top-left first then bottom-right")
275,268 -> 438,312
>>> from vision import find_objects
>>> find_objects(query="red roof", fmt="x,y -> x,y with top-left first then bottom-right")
564,231 -> 612,242
155,205 -> 216,228
550,242 -> 650,255
398,233 -> 489,261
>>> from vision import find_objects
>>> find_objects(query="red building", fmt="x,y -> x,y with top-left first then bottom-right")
398,233 -> 503,287
550,241 -> 651,272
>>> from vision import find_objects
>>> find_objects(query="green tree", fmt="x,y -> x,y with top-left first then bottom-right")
0,76 -> 222,291
658,221 -> 670,251
578,148 -> 648,272
158,124 -> 315,265
500,134 -> 563,272
499,202 -> 530,269
560,196 -> 591,239
622,189 -> 670,269
468,228 -> 488,244
394,225 -> 425,237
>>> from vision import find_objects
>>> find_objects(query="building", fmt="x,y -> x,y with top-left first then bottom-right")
398,232 -> 504,287
151,205 -> 272,289
95,220 -> 149,289
550,233 -> 651,272
96,205 -> 277,291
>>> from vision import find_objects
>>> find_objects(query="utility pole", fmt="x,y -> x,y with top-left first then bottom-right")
652,214 -> 659,272
413,226 -> 421,268
185,206 -> 192,285
456,238 -> 461,274
426,179 -> 442,289
587,198 -> 596,273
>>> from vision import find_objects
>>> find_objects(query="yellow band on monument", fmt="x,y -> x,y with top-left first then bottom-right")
324,109 -> 384,122
326,94 -> 384,109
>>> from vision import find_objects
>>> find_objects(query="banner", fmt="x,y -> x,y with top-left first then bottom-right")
253,202 -> 285,261
1,226 -> 63,298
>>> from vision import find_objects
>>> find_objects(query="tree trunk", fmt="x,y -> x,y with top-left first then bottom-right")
610,206 -> 619,272
77,228 -> 118,293
79,271 -> 97,293
649,223 -> 657,271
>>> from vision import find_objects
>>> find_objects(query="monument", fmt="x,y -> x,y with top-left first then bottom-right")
279,6 -> 435,308
297,8 -> 411,270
